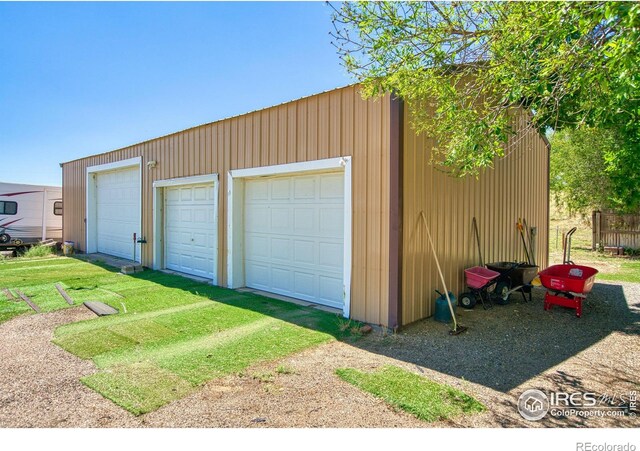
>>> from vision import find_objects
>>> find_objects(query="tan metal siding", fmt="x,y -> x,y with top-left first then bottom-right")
401,110 -> 549,325
62,86 -> 391,326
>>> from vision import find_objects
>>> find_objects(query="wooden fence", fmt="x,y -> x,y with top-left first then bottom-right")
592,211 -> 640,250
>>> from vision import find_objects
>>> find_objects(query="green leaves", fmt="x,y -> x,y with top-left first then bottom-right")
550,127 -> 640,214
330,1 -> 640,185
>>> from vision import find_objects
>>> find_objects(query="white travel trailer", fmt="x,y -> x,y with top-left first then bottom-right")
0,182 -> 62,247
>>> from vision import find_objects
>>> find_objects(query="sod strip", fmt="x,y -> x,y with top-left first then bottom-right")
84,321 -> 334,413
93,316 -> 279,368
55,300 -> 214,337
2,288 -> 16,301
336,366 -> 486,422
55,284 -> 75,305
15,290 -> 41,313
81,362 -> 196,416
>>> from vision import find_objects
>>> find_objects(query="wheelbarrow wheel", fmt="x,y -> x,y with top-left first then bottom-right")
495,281 -> 511,305
459,292 -> 477,309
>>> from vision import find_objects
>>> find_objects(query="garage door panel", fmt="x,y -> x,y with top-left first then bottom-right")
293,208 -> 315,233
270,208 -> 290,230
245,234 -> 269,259
178,231 -> 191,245
293,177 -> 315,199
244,171 -> 344,308
320,208 -> 343,237
271,179 -> 291,199
167,252 -> 178,266
192,232 -> 207,247
193,186 -> 208,201
319,242 -> 343,267
246,180 -> 269,201
166,189 -> 180,202
193,208 -> 208,224
319,276 -> 343,307
96,167 -> 140,261
271,267 -> 292,292
320,174 -> 344,199
246,262 -> 269,289
293,240 -> 315,265
245,206 -> 268,231
271,237 -> 291,261
178,254 -> 191,269
165,183 -> 216,279
191,256 -> 209,274
293,272 -> 315,297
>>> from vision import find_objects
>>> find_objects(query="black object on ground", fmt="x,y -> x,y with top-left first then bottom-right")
485,261 -> 538,304
448,325 -> 468,336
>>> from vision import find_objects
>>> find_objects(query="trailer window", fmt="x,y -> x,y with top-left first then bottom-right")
0,201 -> 17,215
53,201 -> 63,216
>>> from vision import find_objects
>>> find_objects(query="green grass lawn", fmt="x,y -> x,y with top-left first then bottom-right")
0,256 -> 353,415
336,366 -> 485,422
0,256 -> 121,322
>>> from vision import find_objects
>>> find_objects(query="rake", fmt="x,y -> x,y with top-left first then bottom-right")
419,211 -> 467,336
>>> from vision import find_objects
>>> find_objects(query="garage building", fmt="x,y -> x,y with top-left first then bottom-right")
61,85 -> 549,328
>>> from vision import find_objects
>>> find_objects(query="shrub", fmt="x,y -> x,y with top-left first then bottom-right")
21,244 -> 55,258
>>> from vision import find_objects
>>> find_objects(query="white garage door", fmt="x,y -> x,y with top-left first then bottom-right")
165,184 -> 216,279
244,172 -> 344,309
96,167 -> 140,261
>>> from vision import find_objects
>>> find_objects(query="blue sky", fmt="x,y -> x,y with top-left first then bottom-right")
0,1 -> 351,186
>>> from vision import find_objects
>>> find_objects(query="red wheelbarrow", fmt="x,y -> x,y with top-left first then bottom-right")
538,264 -> 598,318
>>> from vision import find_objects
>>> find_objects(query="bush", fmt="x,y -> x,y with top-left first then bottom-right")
21,244 -> 55,258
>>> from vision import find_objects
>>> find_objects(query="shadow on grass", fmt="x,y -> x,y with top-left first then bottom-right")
72,257 -> 640,395
70,257 -> 360,342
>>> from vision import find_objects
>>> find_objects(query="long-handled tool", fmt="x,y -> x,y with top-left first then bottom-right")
563,227 -> 577,264
522,218 -> 536,266
472,217 -> 484,267
517,218 -> 532,264
419,211 -> 467,335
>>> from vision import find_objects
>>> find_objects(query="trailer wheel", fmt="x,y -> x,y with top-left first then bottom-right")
0,233 -> 9,244
459,292 -> 477,309
495,281 -> 511,305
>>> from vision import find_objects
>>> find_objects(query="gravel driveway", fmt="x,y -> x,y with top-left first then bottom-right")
0,281 -> 638,428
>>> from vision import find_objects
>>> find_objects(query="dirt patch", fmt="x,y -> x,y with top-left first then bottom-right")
0,307 -> 140,428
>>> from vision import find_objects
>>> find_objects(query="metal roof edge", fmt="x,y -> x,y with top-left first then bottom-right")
61,83 -> 358,166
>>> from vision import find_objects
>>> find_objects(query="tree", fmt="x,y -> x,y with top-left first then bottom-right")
330,1 -> 640,181
550,127 -> 640,214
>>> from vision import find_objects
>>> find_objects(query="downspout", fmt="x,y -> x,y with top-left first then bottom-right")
388,94 -> 404,330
